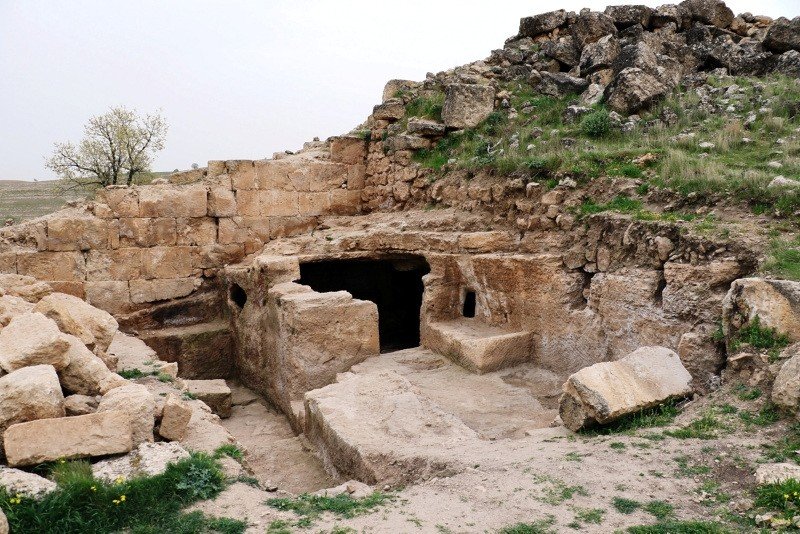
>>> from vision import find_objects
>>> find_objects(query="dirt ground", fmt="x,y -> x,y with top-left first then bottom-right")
191,360 -> 786,533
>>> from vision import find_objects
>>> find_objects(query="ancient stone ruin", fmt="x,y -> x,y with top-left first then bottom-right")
2,1 -> 800,531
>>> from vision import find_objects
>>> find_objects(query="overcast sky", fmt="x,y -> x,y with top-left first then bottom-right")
0,1 -> 796,180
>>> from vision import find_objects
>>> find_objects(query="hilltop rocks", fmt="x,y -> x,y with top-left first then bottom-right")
605,67 -> 668,114
764,17 -> 800,53
604,5 -> 653,29
441,84 -> 495,129
571,11 -> 618,48
34,292 -> 119,365
723,278 -> 800,344
3,411 -> 133,467
680,0 -> 734,28
0,313 -> 70,372
560,346 -> 693,431
0,365 -> 65,438
519,10 -> 569,38
534,71 -> 590,97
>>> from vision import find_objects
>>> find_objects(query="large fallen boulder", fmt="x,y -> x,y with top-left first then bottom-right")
441,84 -> 495,129
35,292 -> 119,366
158,393 -> 193,441
771,344 -> 800,411
519,10 -> 568,38
0,466 -> 57,498
183,379 -> 232,419
763,17 -> 800,53
97,384 -> 156,446
723,278 -> 800,345
304,370 -> 477,486
92,442 -> 190,482
0,274 -> 52,303
605,67 -> 667,114
0,295 -> 34,328
0,365 -> 65,438
679,0 -> 734,28
3,411 -> 133,467
58,335 -> 126,396
0,312 -> 71,373
559,346 -> 693,431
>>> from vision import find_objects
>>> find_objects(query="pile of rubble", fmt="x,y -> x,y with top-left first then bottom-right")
0,274 -> 239,506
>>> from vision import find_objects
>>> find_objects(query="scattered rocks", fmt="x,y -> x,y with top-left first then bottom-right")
605,67 -> 667,114
559,346 -> 693,431
0,466 -> 57,498
0,365 -> 65,439
764,17 -> 800,53
519,10 -> 568,38
64,394 -> 99,416
680,0 -> 734,28
535,71 -> 590,97
183,379 -> 232,419
0,312 -> 70,373
92,442 -> 190,482
769,176 -> 800,189
158,393 -> 193,441
58,334 -> 126,396
97,384 -> 156,446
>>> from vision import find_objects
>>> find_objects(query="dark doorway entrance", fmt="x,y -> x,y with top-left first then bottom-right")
298,256 -> 430,352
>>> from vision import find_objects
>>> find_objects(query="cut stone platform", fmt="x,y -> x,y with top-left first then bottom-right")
424,319 -> 534,374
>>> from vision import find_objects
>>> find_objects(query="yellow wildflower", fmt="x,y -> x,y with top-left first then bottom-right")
113,499 -> 120,505
785,494 -> 790,499
90,486 -> 97,492
120,495 -> 126,502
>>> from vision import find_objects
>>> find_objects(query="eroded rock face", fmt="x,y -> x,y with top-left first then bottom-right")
34,292 -> 119,364
0,312 -> 71,373
441,84 -> 495,129
64,394 -> 99,416
559,346 -> 693,431
605,67 -> 668,114
0,295 -> 34,328
0,466 -> 57,498
519,10 -> 568,38
763,17 -> 800,53
3,411 -> 133,467
183,379 -> 232,419
0,365 -> 65,440
0,274 -> 52,303
97,384 -> 155,446
679,0 -> 734,28
723,278 -> 800,344
771,344 -> 800,411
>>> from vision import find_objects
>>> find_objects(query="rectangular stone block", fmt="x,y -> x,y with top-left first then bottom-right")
17,251 -> 86,282
86,248 -> 142,281
183,379 -> 232,418
85,281 -> 132,315
141,246 -> 193,279
329,189 -> 361,215
269,216 -> 317,239
47,217 -> 111,252
177,218 -> 217,246
330,135 -> 367,164
192,244 -> 245,270
129,278 -> 197,304
229,160 -> 256,190
139,185 -> 207,218
95,187 -> 139,218
119,217 -> 177,247
140,322 -> 234,380
298,192 -> 330,216
255,160 -> 292,190
208,187 -> 237,217
4,411 -> 133,466
263,191 -> 299,216
234,190 -> 263,217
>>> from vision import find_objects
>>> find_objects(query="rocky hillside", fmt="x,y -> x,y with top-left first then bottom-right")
360,0 -> 800,278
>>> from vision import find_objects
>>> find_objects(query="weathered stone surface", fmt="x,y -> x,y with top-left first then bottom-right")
406,118 -> 446,137
605,67 -> 667,114
756,463 -> 800,484
208,187 -> 237,216
604,5 -> 653,28
3,411 -> 133,466
0,365 -> 64,441
535,71 -> 590,97
771,344 -> 800,411
139,184 -> 207,218
138,321 -> 234,379
304,371 -> 477,485
159,393 -> 192,441
58,335 -> 126,396
519,10 -> 568,38
0,466 -> 57,498
183,379 -> 232,418
0,274 -> 53,303
0,507 -> 6,534
97,384 -> 155,446
559,346 -> 693,431
34,292 -> 119,357
680,0 -> 734,28
0,312 -> 71,373
677,330 -> 723,390
764,17 -> 800,53
542,36 -> 580,68
179,400 -> 237,454
580,34 -> 621,74
372,100 -> 405,121
424,320 -> 533,374
0,295 -> 34,327
441,84 -> 495,129
570,11 -> 618,48
381,79 -> 418,103
92,442 -> 190,482
723,278 -> 800,344
64,394 -> 99,416
129,278 -> 198,304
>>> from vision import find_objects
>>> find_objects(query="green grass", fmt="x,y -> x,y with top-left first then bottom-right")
498,518 -> 556,534
0,453 -> 242,534
613,497 -> 641,514
764,236 -> 800,281
663,411 -> 726,440
578,195 -> 643,217
405,92 -> 444,121
643,500 -> 674,521
626,521 -> 729,533
213,444 -> 244,462
738,403 -> 781,427
735,385 -> 762,401
754,478 -> 800,521
762,423 -> 800,464
579,401 -> 679,436
573,507 -> 605,524
266,492 -> 391,525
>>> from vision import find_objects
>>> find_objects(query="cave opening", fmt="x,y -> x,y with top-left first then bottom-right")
298,255 -> 430,352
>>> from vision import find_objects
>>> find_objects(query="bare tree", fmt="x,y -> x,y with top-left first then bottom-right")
46,106 -> 167,189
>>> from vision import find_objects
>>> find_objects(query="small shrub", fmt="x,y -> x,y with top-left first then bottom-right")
581,110 -> 611,138
266,492 -> 391,523
663,411 -> 724,440
755,478 -> 800,521
214,444 -> 244,462
643,500 -> 675,520
405,93 -> 444,121
613,496 -> 641,514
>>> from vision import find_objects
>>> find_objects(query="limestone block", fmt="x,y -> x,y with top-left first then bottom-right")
330,136 -> 367,164
158,393 -> 193,441
3,411 -> 133,466
0,466 -> 57,498
234,190 -> 263,216
118,217 -> 177,247
0,365 -> 65,437
46,216 -> 110,251
771,344 -> 800,411
86,248 -> 143,281
756,463 -> 800,485
263,191 -> 299,216
381,79 -> 418,102
64,394 -> 99,416
723,278 -> 800,344
424,320 -> 533,374
255,160 -> 293,191
269,216 -> 318,239
129,278 -> 198,304
139,184 -> 207,218
298,192 -> 331,216
0,295 -> 34,327
34,292 -> 119,356
183,379 -> 232,418
680,0 -> 734,28
192,244 -> 246,270
96,187 -> 140,217
85,281 -> 132,315
179,400 -> 236,454
441,84 -> 495,129
228,160 -> 256,190
140,246 -> 194,279
98,383 -> 155,445
176,218 -> 217,246
0,274 -> 53,303
58,335 -> 126,396
0,506 -> 6,534
372,100 -> 405,121
304,371 -> 477,485
329,189 -> 361,215
208,187 -> 237,216
559,346 -> 692,431
92,442 -> 190,482
17,251 -> 86,282
0,313 -> 71,372
605,67 -> 667,114
138,321 -> 233,379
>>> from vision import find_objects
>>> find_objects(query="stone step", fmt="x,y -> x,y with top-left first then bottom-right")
183,379 -> 232,419
138,321 -> 233,379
